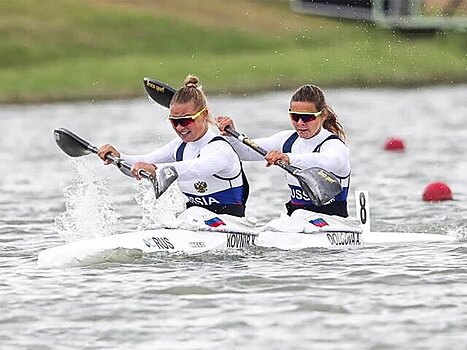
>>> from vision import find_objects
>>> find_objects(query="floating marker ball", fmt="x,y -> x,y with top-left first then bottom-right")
384,137 -> 405,151
422,182 -> 453,202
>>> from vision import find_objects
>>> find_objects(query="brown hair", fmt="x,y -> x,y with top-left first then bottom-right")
290,84 -> 346,141
170,74 -> 207,112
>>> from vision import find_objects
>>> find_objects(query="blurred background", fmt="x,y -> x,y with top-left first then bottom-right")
0,0 -> 465,103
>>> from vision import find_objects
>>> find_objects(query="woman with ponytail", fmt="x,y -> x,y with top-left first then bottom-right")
217,84 -> 350,217
98,74 -> 249,217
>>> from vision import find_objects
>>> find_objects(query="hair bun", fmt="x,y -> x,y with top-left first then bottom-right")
184,74 -> 200,88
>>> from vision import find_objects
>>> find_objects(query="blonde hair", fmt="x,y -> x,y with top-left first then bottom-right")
170,74 -> 214,123
171,74 -> 205,110
290,84 -> 346,141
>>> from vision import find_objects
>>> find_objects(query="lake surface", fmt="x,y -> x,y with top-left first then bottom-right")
1,85 -> 467,349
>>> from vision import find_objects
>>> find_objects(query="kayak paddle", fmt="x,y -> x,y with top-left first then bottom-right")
142,77 -> 342,206
143,77 -> 176,108
53,127 -> 178,199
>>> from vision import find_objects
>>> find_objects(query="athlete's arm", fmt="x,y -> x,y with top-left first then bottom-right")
120,138 -> 179,165
225,130 -> 294,162
161,142 -> 242,181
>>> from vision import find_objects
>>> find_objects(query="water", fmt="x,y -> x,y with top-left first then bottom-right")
1,85 -> 467,349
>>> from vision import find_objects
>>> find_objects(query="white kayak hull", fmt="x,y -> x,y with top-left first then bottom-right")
37,227 -> 457,268
37,191 -> 460,268
38,229 -> 258,268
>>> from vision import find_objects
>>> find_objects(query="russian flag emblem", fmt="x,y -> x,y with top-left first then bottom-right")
204,217 -> 226,227
309,218 -> 329,227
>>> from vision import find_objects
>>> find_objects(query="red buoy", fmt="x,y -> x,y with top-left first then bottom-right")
384,137 -> 405,151
422,182 -> 453,202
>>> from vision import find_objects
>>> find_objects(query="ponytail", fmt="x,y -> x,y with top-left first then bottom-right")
322,105 -> 346,141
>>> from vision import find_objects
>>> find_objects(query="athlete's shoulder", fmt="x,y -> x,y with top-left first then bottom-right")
171,137 -> 185,147
277,129 -> 296,137
208,135 -> 228,144
319,133 -> 349,153
205,135 -> 236,153
171,137 -> 186,151
318,129 -> 345,144
269,129 -> 296,141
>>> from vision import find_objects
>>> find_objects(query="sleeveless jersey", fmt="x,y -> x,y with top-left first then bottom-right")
282,132 -> 350,217
176,136 -> 249,217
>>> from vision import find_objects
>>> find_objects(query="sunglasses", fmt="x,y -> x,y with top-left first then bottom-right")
169,107 -> 206,127
288,108 -> 323,123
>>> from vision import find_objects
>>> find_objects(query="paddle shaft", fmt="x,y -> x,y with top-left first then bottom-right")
224,127 -> 299,175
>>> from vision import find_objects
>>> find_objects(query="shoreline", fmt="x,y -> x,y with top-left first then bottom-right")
1,0 -> 465,104
2,81 -> 465,106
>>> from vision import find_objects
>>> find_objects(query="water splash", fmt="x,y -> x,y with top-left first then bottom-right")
133,177 -> 186,231
447,225 -> 467,242
54,159 -> 120,243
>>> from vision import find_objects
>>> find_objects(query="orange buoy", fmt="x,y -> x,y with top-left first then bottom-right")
384,137 -> 405,151
422,182 -> 453,202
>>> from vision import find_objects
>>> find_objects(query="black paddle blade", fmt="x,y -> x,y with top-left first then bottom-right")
154,166 -> 179,199
143,77 -> 176,109
53,128 -> 97,157
295,167 -> 343,206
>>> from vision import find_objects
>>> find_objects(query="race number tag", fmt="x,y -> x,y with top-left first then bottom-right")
354,190 -> 370,234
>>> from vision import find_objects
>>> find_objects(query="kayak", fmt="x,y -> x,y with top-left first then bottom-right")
37,191 -> 458,268
37,212 -> 360,268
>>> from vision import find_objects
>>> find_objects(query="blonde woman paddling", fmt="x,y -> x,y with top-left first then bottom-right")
98,75 -> 249,217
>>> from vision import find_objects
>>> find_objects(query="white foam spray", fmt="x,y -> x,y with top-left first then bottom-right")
133,176 -> 186,231
447,225 -> 467,242
54,159 -> 120,243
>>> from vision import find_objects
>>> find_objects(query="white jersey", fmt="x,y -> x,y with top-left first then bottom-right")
227,127 -> 350,212
121,129 -> 247,209
229,127 -> 349,175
